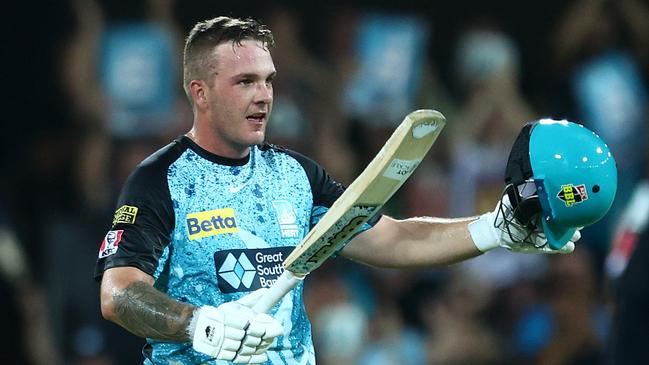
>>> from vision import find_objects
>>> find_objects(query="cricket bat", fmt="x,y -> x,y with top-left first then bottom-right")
252,109 -> 446,313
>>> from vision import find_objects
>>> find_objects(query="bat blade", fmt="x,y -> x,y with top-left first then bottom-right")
252,109 -> 446,313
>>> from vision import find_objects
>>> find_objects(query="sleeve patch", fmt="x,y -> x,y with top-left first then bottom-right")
98,230 -> 124,258
112,205 -> 139,225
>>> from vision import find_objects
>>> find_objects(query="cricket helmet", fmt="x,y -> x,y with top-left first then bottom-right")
503,119 -> 618,249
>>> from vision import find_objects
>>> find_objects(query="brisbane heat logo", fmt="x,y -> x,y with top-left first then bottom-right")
557,184 -> 588,207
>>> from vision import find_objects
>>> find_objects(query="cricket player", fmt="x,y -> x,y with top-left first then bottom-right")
95,16 -> 614,365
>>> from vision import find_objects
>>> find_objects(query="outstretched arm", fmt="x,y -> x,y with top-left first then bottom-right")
342,195 -> 579,268
341,215 -> 481,268
100,266 -> 194,341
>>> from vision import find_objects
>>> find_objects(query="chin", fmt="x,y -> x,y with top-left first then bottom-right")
245,132 -> 266,146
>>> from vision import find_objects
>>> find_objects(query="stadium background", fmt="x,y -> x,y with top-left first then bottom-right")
3,0 -> 648,364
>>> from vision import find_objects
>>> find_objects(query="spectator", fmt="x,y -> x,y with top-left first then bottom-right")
446,23 -> 548,303
513,248 -> 608,365
422,269 -> 503,365
605,159 -> 649,364
0,208 -> 60,365
550,0 -> 649,254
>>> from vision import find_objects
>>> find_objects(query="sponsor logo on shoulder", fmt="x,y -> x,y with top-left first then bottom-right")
557,184 -> 588,207
214,247 -> 294,293
271,200 -> 299,238
98,230 -> 124,258
113,205 -> 138,225
186,208 -> 239,240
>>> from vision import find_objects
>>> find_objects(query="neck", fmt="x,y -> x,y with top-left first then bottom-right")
186,119 -> 250,159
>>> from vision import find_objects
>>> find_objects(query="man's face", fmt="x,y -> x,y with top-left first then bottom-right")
205,40 -> 276,154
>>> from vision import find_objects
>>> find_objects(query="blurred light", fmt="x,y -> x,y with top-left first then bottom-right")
74,325 -> 105,356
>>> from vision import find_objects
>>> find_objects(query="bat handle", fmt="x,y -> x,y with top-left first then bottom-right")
252,270 -> 305,313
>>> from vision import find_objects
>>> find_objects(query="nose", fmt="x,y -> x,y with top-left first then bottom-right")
255,82 -> 273,104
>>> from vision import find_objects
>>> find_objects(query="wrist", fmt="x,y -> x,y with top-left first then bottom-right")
468,212 -> 500,252
186,305 -> 205,341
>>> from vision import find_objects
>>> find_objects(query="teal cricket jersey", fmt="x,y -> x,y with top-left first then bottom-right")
95,136 -> 377,365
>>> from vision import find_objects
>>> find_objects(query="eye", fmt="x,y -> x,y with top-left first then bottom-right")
238,78 -> 253,86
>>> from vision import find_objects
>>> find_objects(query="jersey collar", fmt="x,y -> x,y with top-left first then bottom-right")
178,136 -> 251,166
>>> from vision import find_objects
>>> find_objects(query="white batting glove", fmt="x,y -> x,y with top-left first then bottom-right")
468,195 -> 580,254
236,289 -> 285,356
190,289 -> 284,364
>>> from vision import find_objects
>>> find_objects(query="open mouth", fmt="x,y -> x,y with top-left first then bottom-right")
247,112 -> 266,124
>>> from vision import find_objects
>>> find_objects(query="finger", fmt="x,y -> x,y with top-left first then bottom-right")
263,323 -> 283,340
217,349 -> 237,361
255,340 -> 274,354
570,229 -> 582,243
224,315 -> 251,330
255,313 -> 284,339
247,353 -> 269,364
242,334 -> 263,347
246,321 -> 267,338
237,343 -> 257,356
559,241 -> 575,254
232,354 -> 251,364
237,288 -> 268,308
539,242 -> 573,254
256,338 -> 275,353
224,326 -> 246,341
221,337 -> 244,352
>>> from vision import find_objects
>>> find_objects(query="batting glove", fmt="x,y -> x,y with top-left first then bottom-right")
190,289 -> 284,364
468,194 -> 580,254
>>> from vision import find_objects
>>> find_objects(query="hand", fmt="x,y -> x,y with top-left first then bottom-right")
468,194 -> 580,254
190,289 -> 284,364
236,288 -> 285,355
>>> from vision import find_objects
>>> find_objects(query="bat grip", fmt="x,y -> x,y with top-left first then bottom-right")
252,270 -> 305,313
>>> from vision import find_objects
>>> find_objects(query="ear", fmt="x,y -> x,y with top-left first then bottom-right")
189,80 -> 209,109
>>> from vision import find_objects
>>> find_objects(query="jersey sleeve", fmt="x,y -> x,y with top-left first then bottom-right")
283,149 -> 382,231
94,147 -> 177,280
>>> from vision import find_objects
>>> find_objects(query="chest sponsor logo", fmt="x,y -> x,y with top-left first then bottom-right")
98,230 -> 124,258
272,200 -> 299,238
557,184 -> 588,207
186,208 -> 239,240
214,247 -> 294,293
112,205 -> 138,225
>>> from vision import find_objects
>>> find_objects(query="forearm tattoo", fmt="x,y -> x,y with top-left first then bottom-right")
112,281 -> 196,342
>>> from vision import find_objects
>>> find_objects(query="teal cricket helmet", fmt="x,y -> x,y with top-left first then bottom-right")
504,119 -> 618,249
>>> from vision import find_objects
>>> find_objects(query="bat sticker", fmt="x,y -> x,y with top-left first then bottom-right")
298,204 -> 379,272
412,122 -> 440,139
383,159 -> 420,181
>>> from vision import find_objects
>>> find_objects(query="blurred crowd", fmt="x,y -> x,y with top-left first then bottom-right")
2,0 -> 649,364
